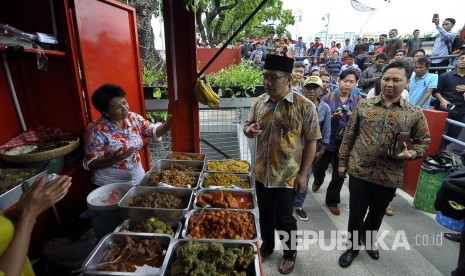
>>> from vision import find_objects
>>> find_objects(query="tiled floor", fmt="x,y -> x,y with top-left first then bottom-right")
261,171 -> 460,276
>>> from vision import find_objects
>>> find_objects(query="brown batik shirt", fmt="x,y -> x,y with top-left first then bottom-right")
339,95 -> 431,188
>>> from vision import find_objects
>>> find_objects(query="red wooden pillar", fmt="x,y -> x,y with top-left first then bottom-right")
402,109 -> 448,196
162,0 -> 200,152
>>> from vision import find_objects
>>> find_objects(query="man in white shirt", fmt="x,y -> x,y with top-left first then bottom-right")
340,53 -> 360,75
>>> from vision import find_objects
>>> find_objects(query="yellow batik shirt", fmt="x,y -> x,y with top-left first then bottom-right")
246,90 -> 321,188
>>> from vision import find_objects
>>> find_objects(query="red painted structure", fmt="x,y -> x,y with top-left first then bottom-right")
402,109 -> 448,196
197,48 -> 241,75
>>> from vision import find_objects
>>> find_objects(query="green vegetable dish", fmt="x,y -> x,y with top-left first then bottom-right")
0,171 -> 33,182
169,241 -> 256,276
121,217 -> 175,236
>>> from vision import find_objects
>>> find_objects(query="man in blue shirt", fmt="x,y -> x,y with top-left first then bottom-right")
294,36 -> 307,61
431,17 -> 456,75
294,76 -> 331,221
408,57 -> 438,108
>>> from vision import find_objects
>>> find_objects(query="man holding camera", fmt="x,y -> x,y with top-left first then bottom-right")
433,51 -> 465,150
338,61 -> 431,268
312,69 -> 362,215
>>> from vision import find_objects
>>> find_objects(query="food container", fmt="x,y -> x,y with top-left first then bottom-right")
163,240 -> 260,276
165,152 -> 205,161
193,189 -> 257,211
0,182 -> 23,211
203,159 -> 251,174
200,173 -> 253,190
114,218 -> 182,239
139,171 -> 201,189
150,160 -> 204,173
86,183 -> 134,240
0,168 -> 48,211
119,187 -> 193,220
80,232 -> 172,275
182,209 -> 260,242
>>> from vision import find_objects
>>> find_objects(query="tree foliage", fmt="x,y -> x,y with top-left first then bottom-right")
194,0 -> 295,46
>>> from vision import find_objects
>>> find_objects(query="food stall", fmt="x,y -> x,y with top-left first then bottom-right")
1,0 -> 263,274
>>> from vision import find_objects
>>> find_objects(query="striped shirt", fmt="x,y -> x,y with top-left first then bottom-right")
431,25 -> 456,64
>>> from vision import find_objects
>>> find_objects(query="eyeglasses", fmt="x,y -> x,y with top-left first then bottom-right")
261,74 -> 288,82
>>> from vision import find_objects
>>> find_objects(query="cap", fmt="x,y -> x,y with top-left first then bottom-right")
264,55 -> 294,73
303,76 -> 323,88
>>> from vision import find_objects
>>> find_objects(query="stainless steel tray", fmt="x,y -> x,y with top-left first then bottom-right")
182,209 -> 260,242
193,189 -> 257,211
203,160 -> 251,174
0,182 -> 23,211
150,159 -> 204,173
139,171 -> 200,189
163,240 -> 260,276
81,232 -> 173,275
118,186 -> 194,220
0,168 -> 48,211
114,218 -> 182,239
165,152 -> 205,161
0,168 -> 48,188
200,172 -> 253,190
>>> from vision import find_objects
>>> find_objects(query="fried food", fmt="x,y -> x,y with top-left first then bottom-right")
203,173 -> 251,189
196,191 -> 252,209
147,170 -> 197,188
206,160 -> 250,173
169,152 -> 204,161
187,210 -> 256,240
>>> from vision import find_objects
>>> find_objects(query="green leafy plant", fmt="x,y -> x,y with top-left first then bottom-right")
142,63 -> 168,99
207,62 -> 263,98
146,111 -> 168,123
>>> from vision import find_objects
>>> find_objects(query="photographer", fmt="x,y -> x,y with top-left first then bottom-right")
312,69 -> 362,215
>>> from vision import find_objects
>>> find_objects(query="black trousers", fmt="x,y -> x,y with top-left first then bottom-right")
256,181 -> 297,258
347,175 -> 396,252
312,149 -> 345,205
453,224 -> 465,275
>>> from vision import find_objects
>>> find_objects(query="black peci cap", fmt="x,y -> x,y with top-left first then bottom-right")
264,55 -> 294,73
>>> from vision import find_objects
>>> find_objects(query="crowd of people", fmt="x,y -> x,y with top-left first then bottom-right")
242,16 -> 465,275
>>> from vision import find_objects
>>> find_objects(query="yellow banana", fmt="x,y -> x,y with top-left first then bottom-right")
194,79 -> 208,105
205,82 -> 220,100
199,79 -> 219,108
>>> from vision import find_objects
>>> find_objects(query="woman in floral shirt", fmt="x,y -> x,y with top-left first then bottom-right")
83,84 -> 171,186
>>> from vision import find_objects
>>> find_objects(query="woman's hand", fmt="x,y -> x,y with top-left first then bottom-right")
113,147 -> 136,162
16,175 -> 72,221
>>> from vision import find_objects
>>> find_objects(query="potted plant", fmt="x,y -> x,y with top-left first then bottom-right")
207,62 -> 264,98
142,62 -> 168,99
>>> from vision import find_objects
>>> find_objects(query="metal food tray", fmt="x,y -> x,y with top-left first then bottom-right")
165,152 -> 205,161
150,159 -> 204,173
114,218 -> 182,239
182,209 -> 261,242
0,182 -> 23,211
81,232 -> 173,275
0,168 -> 48,188
200,172 -> 253,191
193,189 -> 257,211
118,186 -> 194,220
203,160 -> 251,174
0,168 -> 48,211
163,240 -> 260,276
139,171 -> 200,189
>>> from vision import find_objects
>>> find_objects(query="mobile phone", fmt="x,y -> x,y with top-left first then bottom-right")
432,14 -> 439,23
447,104 -> 455,110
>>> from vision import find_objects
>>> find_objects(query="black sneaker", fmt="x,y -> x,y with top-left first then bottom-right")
295,208 -> 308,221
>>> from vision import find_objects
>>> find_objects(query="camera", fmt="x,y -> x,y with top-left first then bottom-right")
335,105 -> 352,116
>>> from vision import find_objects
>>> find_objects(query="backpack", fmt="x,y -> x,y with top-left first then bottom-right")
447,35 -> 461,54
434,166 -> 465,220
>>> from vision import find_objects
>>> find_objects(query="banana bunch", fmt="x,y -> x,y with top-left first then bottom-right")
194,79 -> 220,108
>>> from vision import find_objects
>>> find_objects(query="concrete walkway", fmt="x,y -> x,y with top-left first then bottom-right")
262,171 -> 460,276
